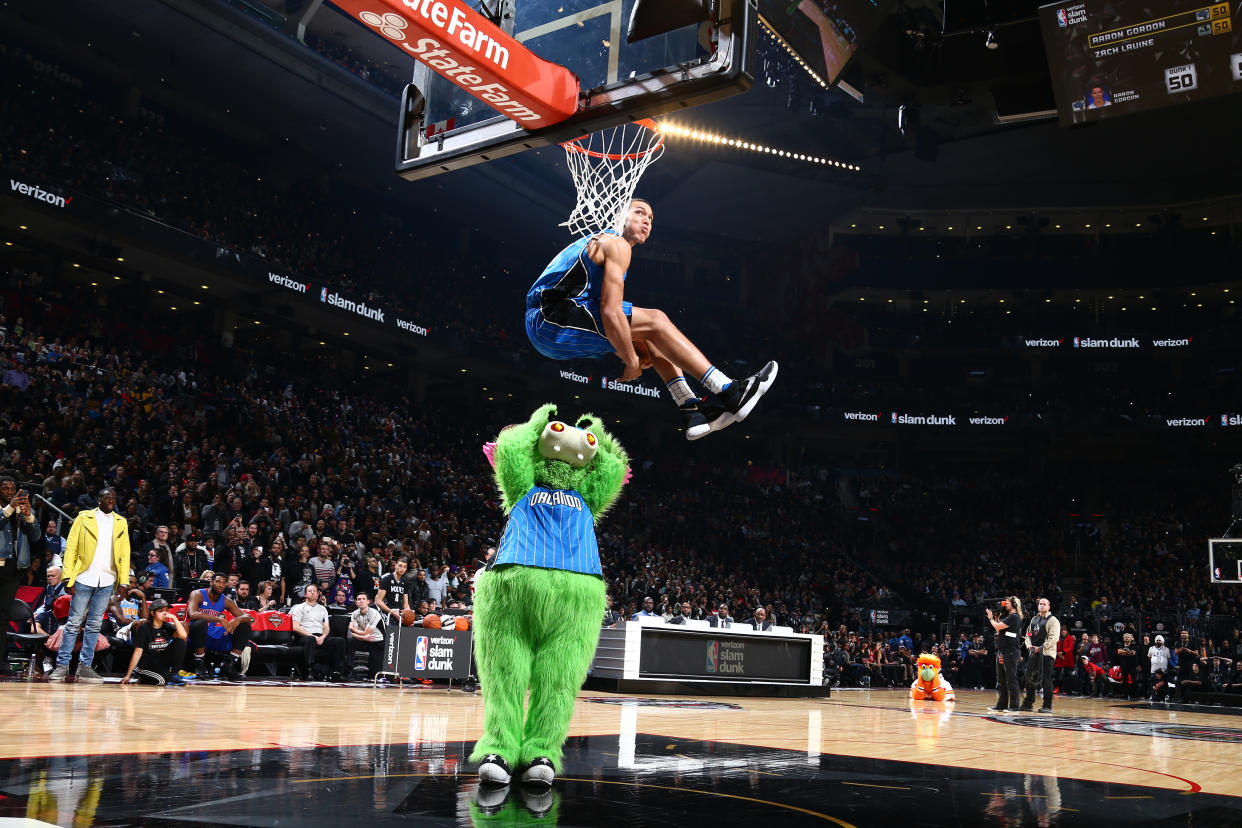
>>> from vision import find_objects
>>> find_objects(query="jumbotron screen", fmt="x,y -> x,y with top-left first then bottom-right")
1039,0 -> 1242,125
758,0 -> 891,88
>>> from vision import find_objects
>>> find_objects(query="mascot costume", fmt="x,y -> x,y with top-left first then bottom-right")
472,404 -> 629,789
910,653 -> 956,702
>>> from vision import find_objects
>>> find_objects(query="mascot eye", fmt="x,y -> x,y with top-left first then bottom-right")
586,433 -> 597,446
550,422 -> 565,433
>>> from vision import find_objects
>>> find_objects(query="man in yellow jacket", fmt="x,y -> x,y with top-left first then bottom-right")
51,489 -> 130,683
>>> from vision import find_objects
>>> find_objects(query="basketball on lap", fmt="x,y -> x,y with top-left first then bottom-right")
454,616 -> 470,631
422,613 -> 442,629
401,609 -> 417,627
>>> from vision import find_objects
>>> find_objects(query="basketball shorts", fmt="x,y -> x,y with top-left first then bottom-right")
525,299 -> 631,360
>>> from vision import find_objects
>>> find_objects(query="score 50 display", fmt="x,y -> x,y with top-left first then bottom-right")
1040,0 -> 1242,125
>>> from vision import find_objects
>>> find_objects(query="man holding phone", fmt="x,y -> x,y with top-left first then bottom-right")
0,477 -> 42,676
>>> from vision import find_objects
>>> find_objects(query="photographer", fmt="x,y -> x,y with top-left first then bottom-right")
0,479 -> 42,675
986,596 -> 1023,713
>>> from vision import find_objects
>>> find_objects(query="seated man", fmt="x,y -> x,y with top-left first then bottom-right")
32,565 -> 68,635
345,592 -> 385,679
121,598 -> 188,686
290,584 -> 345,679
187,571 -> 254,680
1151,668 -> 1173,701
709,603 -> 733,628
748,606 -> 772,631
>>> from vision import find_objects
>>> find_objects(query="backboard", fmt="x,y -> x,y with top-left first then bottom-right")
1209,538 -> 1242,584
395,0 -> 755,180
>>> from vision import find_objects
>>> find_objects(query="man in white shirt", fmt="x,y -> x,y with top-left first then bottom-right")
290,584 -> 345,679
346,592 -> 385,679
51,489 -> 130,683
426,563 -> 450,606
1148,634 -> 1171,688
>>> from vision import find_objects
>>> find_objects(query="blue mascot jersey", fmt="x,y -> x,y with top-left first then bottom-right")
494,486 -> 601,576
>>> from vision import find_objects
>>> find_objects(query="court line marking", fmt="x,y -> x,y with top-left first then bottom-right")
290,772 -> 857,825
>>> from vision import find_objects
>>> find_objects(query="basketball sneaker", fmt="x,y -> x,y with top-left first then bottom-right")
680,400 -> 730,441
717,361 -> 779,425
478,754 -> 512,786
47,665 -> 70,682
520,757 -> 555,789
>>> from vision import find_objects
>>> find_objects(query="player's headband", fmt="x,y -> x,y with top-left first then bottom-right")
538,421 -> 598,468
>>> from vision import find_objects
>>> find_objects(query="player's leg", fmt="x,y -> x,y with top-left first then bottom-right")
630,306 -> 778,427
638,340 -> 728,441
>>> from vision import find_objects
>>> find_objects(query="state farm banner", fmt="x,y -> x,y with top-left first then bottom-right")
331,0 -> 579,126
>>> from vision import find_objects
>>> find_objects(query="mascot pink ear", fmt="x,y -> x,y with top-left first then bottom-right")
483,442 -> 498,469
624,465 -> 632,485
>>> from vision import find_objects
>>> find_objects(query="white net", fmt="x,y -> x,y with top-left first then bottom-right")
560,120 -> 664,238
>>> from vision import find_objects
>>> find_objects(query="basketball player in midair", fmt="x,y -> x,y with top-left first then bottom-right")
526,199 -> 777,439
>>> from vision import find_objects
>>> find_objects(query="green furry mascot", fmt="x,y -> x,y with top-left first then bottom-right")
472,403 -> 629,789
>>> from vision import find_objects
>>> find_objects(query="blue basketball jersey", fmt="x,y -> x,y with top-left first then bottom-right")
525,234 -> 632,360
493,486 -> 601,576
526,235 -> 619,310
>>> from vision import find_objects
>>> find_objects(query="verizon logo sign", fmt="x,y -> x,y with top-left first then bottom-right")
1023,338 -> 1063,347
1165,417 -> 1208,428
268,272 -> 309,293
968,415 -> 1009,425
395,317 -> 428,335
842,411 -> 880,422
600,376 -> 660,399
1152,337 -> 1192,347
891,412 -> 957,426
559,370 -> 591,384
320,288 -> 385,323
10,178 -> 72,208
1074,337 -> 1139,349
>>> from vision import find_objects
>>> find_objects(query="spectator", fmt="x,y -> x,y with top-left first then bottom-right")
748,606 -> 772,631
667,602 -> 693,625
120,598 -> 188,686
631,596 -> 659,620
290,584 -> 345,679
602,594 -> 621,628
141,547 -> 172,589
310,539 -> 338,595
43,519 -> 65,566
252,580 -> 280,612
1151,668 -> 1172,701
0,477 -> 41,675
709,603 -> 733,628
426,562 -> 449,606
31,565 -> 67,636
346,592 -> 385,679
186,571 -> 253,680
235,580 -> 257,611
51,488 -> 130,683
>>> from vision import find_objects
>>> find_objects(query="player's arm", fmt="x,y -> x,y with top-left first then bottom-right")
186,590 -> 213,623
222,598 -> 253,630
597,239 -> 640,380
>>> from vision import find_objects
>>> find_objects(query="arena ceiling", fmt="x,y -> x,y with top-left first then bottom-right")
8,0 -> 1242,254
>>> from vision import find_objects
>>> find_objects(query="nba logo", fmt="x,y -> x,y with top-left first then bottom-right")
601,376 -> 608,388
320,287 -> 328,302
1073,337 -> 1080,348
414,635 -> 429,671
705,640 -> 719,673
890,412 -> 897,424
1224,415 -> 1230,427
1057,9 -> 1068,27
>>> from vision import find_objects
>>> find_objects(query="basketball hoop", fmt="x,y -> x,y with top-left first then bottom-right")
560,119 -> 664,238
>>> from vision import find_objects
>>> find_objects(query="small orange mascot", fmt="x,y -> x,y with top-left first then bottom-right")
910,653 -> 955,702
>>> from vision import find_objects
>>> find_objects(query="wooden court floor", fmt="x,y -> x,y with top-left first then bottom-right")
4,681 -> 1242,826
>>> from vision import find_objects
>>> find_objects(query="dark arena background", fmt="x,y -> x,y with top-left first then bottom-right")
4,0 -> 1242,826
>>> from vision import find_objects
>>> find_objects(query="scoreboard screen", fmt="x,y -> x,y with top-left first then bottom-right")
1039,0 -> 1242,125
758,0 -> 892,88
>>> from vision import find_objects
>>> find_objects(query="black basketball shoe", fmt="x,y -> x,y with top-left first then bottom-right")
718,361 -> 779,425
680,400 -> 731,441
